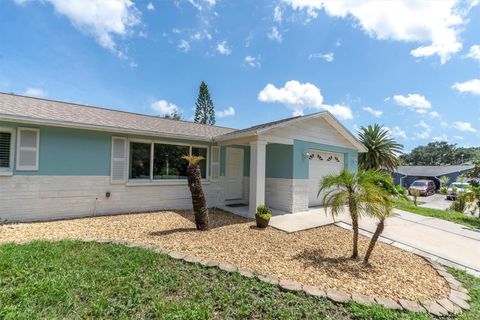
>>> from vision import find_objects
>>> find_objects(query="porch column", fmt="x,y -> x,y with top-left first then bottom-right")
249,140 -> 267,216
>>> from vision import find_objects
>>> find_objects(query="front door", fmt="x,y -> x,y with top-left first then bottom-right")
225,147 -> 244,200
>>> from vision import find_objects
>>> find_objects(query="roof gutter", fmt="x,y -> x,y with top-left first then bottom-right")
0,114 -> 214,142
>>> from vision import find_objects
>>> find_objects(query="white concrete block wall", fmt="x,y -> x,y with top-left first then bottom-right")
0,176 -> 224,222
265,178 -> 309,213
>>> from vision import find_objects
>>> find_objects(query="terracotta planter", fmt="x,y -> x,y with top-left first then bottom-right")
255,215 -> 270,228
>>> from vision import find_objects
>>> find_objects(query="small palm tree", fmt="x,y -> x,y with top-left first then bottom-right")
182,155 -> 209,231
410,188 -> 420,206
358,124 -> 403,171
439,176 -> 450,187
319,169 -> 390,259
363,179 -> 395,264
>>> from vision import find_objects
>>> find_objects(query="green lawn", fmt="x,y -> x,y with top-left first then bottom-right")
394,198 -> 480,230
0,240 -> 453,320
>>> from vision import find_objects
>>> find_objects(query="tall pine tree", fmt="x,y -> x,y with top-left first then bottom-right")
194,81 -> 215,125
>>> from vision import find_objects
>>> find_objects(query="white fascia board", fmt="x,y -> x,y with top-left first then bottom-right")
0,114 -> 213,142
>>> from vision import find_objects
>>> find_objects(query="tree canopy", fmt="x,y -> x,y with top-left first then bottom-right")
358,124 -> 403,171
399,141 -> 480,165
163,110 -> 182,120
194,81 -> 215,125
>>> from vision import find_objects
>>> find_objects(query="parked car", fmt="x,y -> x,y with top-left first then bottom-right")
408,180 -> 436,196
446,182 -> 471,200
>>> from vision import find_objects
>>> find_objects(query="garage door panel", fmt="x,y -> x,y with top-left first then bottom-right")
308,150 -> 344,207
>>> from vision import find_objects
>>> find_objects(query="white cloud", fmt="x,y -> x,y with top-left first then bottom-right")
453,135 -> 464,140
429,111 -> 441,118
15,0 -> 141,58
191,31 -> 212,41
258,80 -> 353,119
267,26 -> 282,42
188,0 -> 216,11
414,120 -> 432,139
151,99 -> 181,116
452,79 -> 480,95
217,107 -> 236,118
178,39 -> 190,52
147,2 -> 155,11
23,87 -> 47,98
321,104 -> 353,120
244,55 -> 261,68
216,41 -> 232,55
309,52 -> 334,62
362,106 -> 383,118
393,93 -> 432,113
283,0 -> 476,63
433,134 -> 448,142
466,44 -> 480,61
453,121 -> 477,132
274,5 -> 282,23
386,126 -> 407,139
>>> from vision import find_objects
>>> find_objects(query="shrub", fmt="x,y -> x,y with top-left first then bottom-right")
449,192 -> 476,214
439,186 -> 448,195
256,204 -> 272,220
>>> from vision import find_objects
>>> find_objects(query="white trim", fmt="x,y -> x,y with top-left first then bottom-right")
249,140 -> 267,216
0,126 -> 15,174
126,138 -> 210,184
0,114 -> 213,142
214,111 -> 367,152
210,146 -> 220,181
16,127 -> 40,171
110,136 -> 127,184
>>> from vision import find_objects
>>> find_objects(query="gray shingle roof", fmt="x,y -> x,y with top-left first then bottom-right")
0,93 -> 235,140
394,165 -> 474,176
217,115 -> 303,138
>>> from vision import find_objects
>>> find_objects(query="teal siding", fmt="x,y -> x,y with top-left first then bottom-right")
16,126 -> 112,176
293,139 -> 358,179
266,143 -> 293,179
1,121 -> 213,176
220,145 -> 250,177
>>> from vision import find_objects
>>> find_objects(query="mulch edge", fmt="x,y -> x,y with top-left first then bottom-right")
18,238 -> 473,316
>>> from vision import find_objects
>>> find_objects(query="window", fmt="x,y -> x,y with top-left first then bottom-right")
0,128 -> 14,174
192,146 -> 207,179
16,128 -> 39,171
127,141 -> 209,182
153,144 -> 189,180
129,142 -> 151,179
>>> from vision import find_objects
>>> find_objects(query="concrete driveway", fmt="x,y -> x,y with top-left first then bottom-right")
417,193 -> 452,210
270,207 -> 480,276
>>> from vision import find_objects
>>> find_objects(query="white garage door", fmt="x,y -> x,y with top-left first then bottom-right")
308,150 -> 344,207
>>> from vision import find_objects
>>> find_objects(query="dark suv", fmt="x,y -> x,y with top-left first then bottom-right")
408,180 -> 436,196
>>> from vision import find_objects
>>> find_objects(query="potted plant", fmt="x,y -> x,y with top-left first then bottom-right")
255,204 -> 272,228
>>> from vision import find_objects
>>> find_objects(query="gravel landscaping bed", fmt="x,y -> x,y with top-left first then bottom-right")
0,209 -> 449,302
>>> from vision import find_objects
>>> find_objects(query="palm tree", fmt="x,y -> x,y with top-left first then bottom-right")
182,155 -> 209,231
319,169 -> 390,259
358,124 -> 403,171
364,191 -> 394,264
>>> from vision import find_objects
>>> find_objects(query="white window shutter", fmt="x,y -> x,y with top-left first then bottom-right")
210,146 -> 220,180
16,128 -> 39,171
111,137 -> 127,184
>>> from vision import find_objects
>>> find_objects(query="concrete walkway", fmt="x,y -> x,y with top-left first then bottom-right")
269,207 -> 480,276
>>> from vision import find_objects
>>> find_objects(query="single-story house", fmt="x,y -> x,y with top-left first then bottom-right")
0,92 -> 366,221
392,165 -> 475,189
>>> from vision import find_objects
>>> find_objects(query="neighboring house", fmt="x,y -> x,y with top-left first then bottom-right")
0,93 -> 366,221
393,165 -> 475,189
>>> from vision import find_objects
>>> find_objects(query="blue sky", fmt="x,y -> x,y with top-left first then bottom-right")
1,0 -> 480,151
